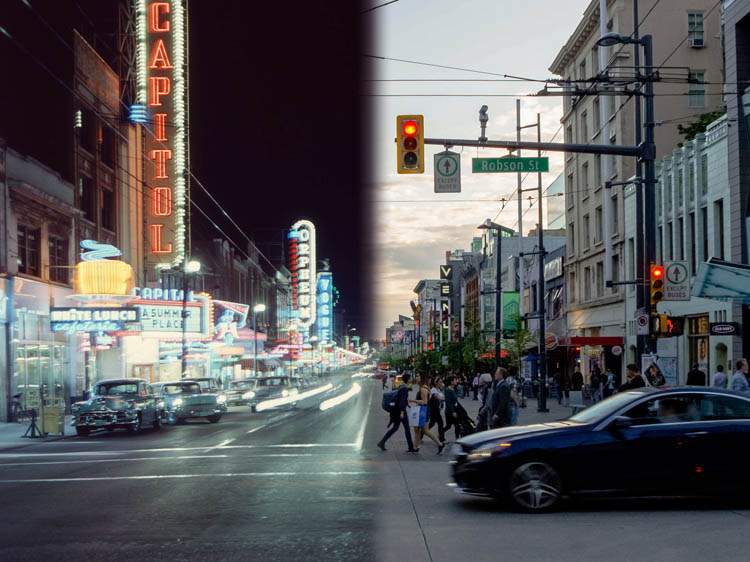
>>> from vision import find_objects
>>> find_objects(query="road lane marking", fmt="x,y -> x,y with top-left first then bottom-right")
204,438 -> 234,453
0,443 -> 359,458
0,471 -> 374,483
246,425 -> 267,434
355,396 -> 370,451
0,455 -> 229,467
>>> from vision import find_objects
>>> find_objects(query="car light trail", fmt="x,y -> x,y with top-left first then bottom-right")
255,383 -> 334,412
319,383 -> 361,411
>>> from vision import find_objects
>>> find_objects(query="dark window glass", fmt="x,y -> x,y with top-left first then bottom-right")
101,125 -> 115,168
700,395 -> 750,420
79,108 -> 96,153
102,187 -> 115,232
624,395 -> 701,425
48,235 -> 68,283
17,225 -> 40,276
79,175 -> 96,222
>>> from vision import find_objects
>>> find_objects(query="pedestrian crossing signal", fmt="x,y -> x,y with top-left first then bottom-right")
396,115 -> 424,174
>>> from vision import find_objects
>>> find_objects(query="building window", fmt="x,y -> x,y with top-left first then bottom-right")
591,46 -> 599,73
688,12 -> 705,45
595,154 -> 602,188
569,223 -> 575,255
101,125 -> 115,168
582,161 -> 590,197
701,206 -> 708,261
689,213 -> 696,275
593,97 -> 601,132
688,71 -> 705,108
17,225 -> 40,277
579,59 -> 586,81
612,194 -> 618,234
567,172 -> 575,208
78,108 -> 96,153
688,159 -> 695,202
700,153 -> 708,195
102,187 -> 115,232
595,206 -> 603,243
715,199 -> 724,259
666,174 -> 673,212
565,124 -> 573,144
678,217 -> 685,260
581,111 -> 588,142
584,267 -> 591,301
667,222 -> 673,260
49,235 -> 68,283
677,168 -> 684,208
596,261 -> 604,298
569,271 -> 576,303
583,214 -> 590,250
611,254 -> 619,293
656,179 -> 662,217
78,174 -> 96,222
628,238 -> 635,295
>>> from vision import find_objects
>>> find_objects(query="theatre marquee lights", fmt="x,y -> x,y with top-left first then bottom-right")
136,0 -> 188,267
288,220 -> 316,330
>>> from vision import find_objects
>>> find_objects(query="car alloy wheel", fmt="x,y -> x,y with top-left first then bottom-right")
166,411 -> 179,425
509,461 -> 562,512
207,414 -> 221,423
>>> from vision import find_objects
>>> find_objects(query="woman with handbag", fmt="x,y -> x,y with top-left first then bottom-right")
412,375 -> 446,454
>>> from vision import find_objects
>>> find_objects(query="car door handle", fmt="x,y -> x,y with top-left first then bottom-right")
685,431 -> 709,437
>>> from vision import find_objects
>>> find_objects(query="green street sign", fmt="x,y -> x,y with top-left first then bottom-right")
472,157 -> 549,173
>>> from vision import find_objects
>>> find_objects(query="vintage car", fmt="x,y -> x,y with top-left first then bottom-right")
71,378 -> 160,436
225,378 -> 258,406
182,377 -> 228,412
246,375 -> 299,412
152,381 -> 223,424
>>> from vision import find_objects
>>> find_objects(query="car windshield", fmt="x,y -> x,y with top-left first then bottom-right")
258,378 -> 286,387
163,383 -> 201,394
230,381 -> 256,390
568,391 -> 649,424
95,383 -> 138,396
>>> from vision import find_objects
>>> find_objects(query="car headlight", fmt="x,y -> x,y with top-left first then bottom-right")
173,398 -> 183,407
290,388 -> 299,396
466,442 -> 512,461
217,394 -> 227,404
242,391 -> 256,399
282,389 -> 289,397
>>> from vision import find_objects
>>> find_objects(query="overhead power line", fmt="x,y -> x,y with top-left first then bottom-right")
361,0 -> 401,14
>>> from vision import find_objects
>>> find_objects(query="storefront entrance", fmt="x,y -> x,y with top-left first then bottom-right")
133,364 -> 155,382
689,315 -> 710,374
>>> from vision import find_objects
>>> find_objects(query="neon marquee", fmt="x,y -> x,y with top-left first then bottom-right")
288,220 -> 316,330
136,0 -> 187,267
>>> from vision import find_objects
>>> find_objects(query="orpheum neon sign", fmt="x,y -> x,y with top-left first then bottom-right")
136,0 -> 187,267
288,220 -> 316,329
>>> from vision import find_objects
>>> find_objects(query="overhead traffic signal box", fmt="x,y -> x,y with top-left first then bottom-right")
396,115 -> 424,174
650,264 -> 664,307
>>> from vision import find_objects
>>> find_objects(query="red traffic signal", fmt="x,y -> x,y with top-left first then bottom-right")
396,115 -> 424,174
650,264 -> 665,306
652,266 -> 664,279
403,120 -> 418,136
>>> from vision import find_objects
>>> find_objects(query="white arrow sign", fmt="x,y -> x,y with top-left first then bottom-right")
434,150 -> 461,193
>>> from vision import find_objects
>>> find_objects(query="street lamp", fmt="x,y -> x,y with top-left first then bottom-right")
253,303 -> 266,377
181,260 -> 201,377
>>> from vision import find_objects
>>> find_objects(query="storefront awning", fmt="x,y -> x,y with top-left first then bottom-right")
558,336 -> 623,347
693,258 -> 750,302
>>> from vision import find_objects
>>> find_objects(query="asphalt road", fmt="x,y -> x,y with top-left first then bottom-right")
0,373 -> 377,562
3,375 -> 750,562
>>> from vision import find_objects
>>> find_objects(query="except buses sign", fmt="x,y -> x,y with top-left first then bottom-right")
138,0 -> 188,267
472,157 -> 549,173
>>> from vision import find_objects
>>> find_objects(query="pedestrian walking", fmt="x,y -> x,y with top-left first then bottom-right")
472,374 -> 479,400
490,367 -> 511,429
411,375 -> 445,454
377,373 -> 416,452
620,364 -> 647,391
382,374 -> 387,389
428,377 -> 445,442
475,373 -> 494,431
443,375 -> 461,441
507,371 -> 520,426
589,369 -> 602,404
686,363 -> 707,386
712,365 -> 728,388
731,359 -> 749,392
603,368 -> 616,398
572,370 -> 584,391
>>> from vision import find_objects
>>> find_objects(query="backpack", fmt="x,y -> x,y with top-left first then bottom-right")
382,390 -> 398,413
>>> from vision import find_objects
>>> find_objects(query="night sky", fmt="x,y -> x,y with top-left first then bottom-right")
0,0 -> 372,339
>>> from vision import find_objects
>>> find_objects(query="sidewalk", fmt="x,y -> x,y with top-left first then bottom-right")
0,415 -> 74,449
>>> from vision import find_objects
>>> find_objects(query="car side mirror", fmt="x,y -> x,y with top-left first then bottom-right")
609,416 -> 633,431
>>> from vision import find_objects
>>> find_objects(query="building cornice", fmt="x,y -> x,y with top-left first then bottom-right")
549,0 -> 601,76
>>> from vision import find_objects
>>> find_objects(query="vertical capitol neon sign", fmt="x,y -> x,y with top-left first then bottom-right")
136,0 -> 187,267
288,220 -> 316,330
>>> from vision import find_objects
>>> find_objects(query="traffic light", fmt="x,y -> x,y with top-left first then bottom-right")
396,115 -> 424,174
650,264 -> 664,307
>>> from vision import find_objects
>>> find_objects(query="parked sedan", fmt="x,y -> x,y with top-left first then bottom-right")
182,377 -> 228,412
225,378 -> 258,406
452,387 -> 750,512
71,378 -> 160,436
153,381 -> 222,424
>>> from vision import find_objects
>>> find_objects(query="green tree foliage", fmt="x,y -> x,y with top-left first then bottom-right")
504,314 -> 534,376
677,109 -> 725,142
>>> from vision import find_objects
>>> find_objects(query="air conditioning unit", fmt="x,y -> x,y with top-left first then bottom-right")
690,37 -> 704,48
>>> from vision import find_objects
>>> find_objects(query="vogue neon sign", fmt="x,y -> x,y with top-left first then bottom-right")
137,0 -> 187,267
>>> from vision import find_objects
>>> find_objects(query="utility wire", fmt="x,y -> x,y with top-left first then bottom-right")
361,0 -> 401,14
656,0 -> 723,70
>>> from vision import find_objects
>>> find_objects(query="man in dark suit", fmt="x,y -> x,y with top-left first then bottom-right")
686,363 -> 707,386
490,367 -> 511,429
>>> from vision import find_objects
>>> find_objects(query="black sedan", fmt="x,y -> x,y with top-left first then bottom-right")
451,387 -> 750,512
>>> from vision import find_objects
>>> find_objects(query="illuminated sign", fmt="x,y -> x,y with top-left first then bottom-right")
288,220 -> 316,329
316,272 -> 333,343
74,241 -> 134,296
130,286 -> 195,301
137,0 -> 188,267
80,239 -> 122,261
128,288 -> 211,338
50,307 -> 139,334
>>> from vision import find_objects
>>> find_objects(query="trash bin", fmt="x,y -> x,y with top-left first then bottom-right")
41,402 -> 64,436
